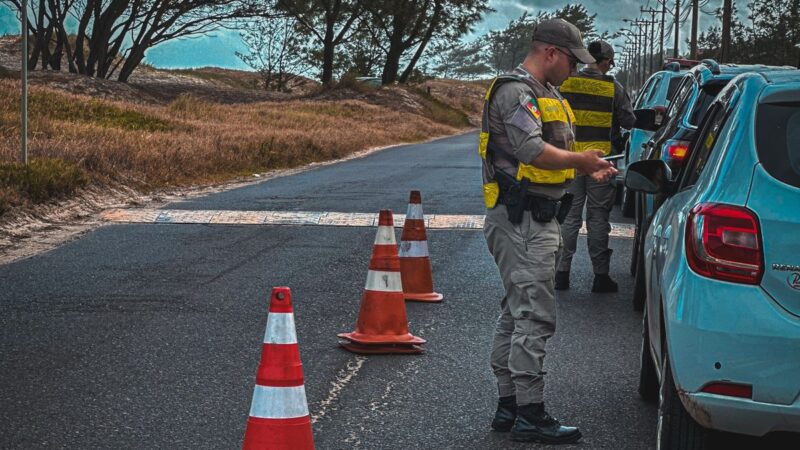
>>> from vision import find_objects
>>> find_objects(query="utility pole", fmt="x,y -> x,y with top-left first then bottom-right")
642,7 -> 660,73
21,0 -> 28,165
690,0 -> 699,59
660,0 -> 667,65
721,0 -> 732,62
674,0 -> 681,58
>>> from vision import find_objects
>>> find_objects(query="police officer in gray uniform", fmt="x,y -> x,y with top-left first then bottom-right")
479,19 -> 618,445
556,40 -> 636,293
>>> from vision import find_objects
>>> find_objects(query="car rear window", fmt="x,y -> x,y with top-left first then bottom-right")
688,84 -> 724,126
756,102 -> 800,188
666,77 -> 681,101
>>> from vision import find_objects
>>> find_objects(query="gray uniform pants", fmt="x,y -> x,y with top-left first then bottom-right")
484,205 -> 562,405
558,174 -> 616,275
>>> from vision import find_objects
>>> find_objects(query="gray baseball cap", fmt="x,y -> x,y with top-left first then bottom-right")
532,19 -> 595,64
588,40 -> 615,64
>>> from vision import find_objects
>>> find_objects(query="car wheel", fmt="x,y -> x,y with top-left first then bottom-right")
638,310 -> 658,402
632,224 -> 646,312
621,186 -> 635,218
656,347 -> 708,449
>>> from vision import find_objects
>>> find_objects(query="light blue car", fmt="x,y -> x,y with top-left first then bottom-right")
625,69 -> 800,448
619,63 -> 686,217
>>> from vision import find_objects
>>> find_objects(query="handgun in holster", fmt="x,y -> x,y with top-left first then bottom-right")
494,170 -> 530,225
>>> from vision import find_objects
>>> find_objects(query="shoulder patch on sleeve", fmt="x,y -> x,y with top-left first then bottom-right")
518,93 -> 542,121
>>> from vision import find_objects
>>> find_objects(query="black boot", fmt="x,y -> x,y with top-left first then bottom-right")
554,271 -> 570,290
491,395 -> 517,432
591,274 -> 618,293
510,403 -> 582,444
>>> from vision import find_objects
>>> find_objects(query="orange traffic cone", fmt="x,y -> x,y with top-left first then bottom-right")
338,209 -> 426,354
243,287 -> 315,450
399,191 -> 443,303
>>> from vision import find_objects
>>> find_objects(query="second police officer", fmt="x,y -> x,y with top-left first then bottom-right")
557,40 -> 637,293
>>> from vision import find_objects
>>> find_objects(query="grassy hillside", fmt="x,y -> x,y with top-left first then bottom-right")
0,69 -> 483,216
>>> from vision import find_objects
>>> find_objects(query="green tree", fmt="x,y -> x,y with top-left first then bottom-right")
482,4 -> 599,74
274,0 -> 363,85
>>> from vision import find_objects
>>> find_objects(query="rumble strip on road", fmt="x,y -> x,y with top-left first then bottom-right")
100,208 -> 635,238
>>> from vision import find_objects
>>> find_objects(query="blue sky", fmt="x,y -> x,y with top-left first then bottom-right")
0,1 -> 732,70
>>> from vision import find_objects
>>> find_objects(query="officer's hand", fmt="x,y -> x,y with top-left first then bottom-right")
577,150 -> 613,175
589,166 -> 618,183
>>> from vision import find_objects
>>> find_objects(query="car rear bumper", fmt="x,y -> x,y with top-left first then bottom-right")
665,269 -> 800,434
680,392 -> 800,436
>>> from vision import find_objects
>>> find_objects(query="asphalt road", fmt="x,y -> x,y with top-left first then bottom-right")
3,131 -> 769,449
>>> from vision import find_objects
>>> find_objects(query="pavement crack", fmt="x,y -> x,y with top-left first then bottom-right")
310,355 -> 366,424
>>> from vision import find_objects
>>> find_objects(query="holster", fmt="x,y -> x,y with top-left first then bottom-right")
495,171 -> 529,225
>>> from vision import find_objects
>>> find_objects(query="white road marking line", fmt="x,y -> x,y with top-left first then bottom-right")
310,356 -> 367,424
100,208 -> 635,238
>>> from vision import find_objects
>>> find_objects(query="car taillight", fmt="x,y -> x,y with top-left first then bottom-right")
701,382 -> 752,399
685,203 -> 763,284
665,139 -> 690,164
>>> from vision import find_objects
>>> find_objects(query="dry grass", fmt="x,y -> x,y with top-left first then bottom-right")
0,78 -> 467,212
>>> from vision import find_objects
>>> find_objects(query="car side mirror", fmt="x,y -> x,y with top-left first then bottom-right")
634,108 -> 662,131
624,160 -> 673,194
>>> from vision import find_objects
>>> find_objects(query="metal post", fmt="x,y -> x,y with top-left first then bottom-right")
721,0 -> 732,62
690,0 -> 699,59
674,0 -> 681,58
21,0 -> 28,165
661,1 -> 666,65
642,8 -> 660,75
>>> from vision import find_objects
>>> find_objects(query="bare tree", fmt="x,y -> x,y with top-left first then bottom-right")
3,0 -> 263,81
236,16 -> 306,91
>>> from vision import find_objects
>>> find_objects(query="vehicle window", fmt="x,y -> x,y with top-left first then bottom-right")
756,101 -> 800,188
682,102 -> 730,188
688,83 -> 724,126
635,76 -> 657,108
666,77 -> 693,120
666,77 -> 681,102
645,75 -> 664,104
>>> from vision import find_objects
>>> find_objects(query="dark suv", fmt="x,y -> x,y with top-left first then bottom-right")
629,60 -> 795,310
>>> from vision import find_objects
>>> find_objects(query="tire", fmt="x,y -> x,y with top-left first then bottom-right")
638,311 -> 659,403
632,238 -> 646,312
621,186 -> 635,218
656,347 -> 708,449
630,221 -> 640,277
614,184 -> 624,205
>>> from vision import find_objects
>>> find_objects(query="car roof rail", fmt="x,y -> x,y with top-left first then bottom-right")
700,59 -> 721,74
665,57 -> 701,69
663,61 -> 681,72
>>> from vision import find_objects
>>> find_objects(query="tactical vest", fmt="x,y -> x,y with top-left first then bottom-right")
559,72 -> 615,155
479,72 -> 576,208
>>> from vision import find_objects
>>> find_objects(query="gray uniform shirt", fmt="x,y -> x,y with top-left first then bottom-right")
487,67 -> 561,165
485,65 -> 574,200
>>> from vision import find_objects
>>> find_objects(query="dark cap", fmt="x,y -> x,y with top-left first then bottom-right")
588,40 -> 615,63
532,19 -> 595,64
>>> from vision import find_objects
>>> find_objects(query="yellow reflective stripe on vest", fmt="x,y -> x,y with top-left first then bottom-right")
484,79 -> 498,101
517,163 -> 568,185
479,131 -> 489,159
560,77 -> 615,98
483,181 -> 499,208
537,98 -> 569,123
573,109 -> 612,128
573,141 -> 612,155
562,98 -> 576,123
